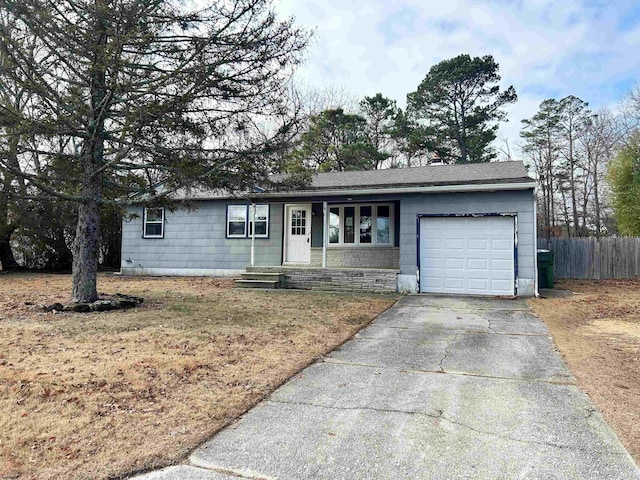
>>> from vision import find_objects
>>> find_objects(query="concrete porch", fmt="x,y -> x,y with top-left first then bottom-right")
245,266 -> 398,293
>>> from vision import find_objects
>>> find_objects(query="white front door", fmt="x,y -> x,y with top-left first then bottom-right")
285,204 -> 311,264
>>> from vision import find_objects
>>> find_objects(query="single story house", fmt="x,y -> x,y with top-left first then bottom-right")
120,161 -> 538,296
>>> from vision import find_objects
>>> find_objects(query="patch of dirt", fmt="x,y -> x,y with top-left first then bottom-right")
529,279 -> 640,465
586,320 -> 640,340
0,273 -> 397,480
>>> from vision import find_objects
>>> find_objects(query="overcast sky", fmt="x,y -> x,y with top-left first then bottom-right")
275,0 -> 640,158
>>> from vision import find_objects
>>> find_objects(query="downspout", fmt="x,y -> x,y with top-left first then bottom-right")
533,190 -> 540,298
322,201 -> 328,268
514,214 -> 519,297
250,203 -> 256,267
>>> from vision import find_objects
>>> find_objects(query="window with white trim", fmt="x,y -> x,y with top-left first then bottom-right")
227,205 -> 248,237
250,204 -> 269,238
143,207 -> 164,238
227,204 -> 269,238
327,204 -> 393,246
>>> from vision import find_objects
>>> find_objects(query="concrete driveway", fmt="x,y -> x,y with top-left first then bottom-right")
136,296 -> 640,480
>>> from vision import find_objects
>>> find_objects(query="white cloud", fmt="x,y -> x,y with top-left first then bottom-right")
274,0 -> 640,157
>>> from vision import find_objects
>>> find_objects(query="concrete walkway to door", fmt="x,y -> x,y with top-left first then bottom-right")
135,296 -> 640,480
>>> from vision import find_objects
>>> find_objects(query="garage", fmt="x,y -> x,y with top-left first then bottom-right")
419,215 -> 516,296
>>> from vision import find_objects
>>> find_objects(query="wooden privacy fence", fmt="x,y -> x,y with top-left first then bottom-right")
537,237 -> 640,279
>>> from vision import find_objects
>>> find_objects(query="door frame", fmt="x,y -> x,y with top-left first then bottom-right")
283,203 -> 312,264
416,213 -> 518,296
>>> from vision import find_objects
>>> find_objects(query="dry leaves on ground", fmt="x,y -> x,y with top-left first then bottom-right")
0,273 -> 396,479
529,279 -> 640,464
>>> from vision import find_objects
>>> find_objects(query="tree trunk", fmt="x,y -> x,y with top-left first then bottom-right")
456,103 -> 467,163
548,178 -> 554,233
542,182 -> 550,240
71,195 -> 101,302
560,188 -> 571,237
546,136 -> 556,232
71,1 -> 107,303
594,162 -> 601,240
568,132 -> 580,237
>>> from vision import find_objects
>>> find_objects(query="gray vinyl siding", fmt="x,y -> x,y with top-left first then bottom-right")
121,201 -> 283,271
120,189 -> 536,290
399,189 -> 536,282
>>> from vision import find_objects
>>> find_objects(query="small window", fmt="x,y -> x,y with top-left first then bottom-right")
227,205 -> 247,237
143,207 -> 164,238
291,209 -> 305,235
344,206 -> 355,244
329,207 -> 340,244
227,204 -> 269,238
359,206 -> 372,244
250,205 -> 269,238
376,205 -> 390,244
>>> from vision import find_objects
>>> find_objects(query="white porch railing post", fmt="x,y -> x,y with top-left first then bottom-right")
322,201 -> 328,268
250,203 -> 256,267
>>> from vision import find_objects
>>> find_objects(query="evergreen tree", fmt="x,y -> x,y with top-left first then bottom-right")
0,0 -> 309,301
407,54 -> 516,163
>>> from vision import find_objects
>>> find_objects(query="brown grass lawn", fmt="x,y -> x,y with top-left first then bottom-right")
529,279 -> 640,464
0,273 -> 397,480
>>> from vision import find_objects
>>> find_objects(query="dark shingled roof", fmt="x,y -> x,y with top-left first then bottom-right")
290,161 -> 532,191
170,161 -> 534,200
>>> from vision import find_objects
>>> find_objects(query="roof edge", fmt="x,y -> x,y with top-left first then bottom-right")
248,181 -> 537,199
137,181 -> 536,203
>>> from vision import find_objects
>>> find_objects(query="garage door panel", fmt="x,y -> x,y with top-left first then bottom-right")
468,258 -> 488,270
491,279 -> 513,291
421,247 -> 438,255
491,259 -> 512,271
422,231 -> 442,240
468,278 -> 489,291
445,258 -> 465,270
468,239 -> 488,250
419,216 -> 515,296
493,222 -> 514,232
422,276 -> 442,288
444,238 -> 464,249
444,277 -> 465,289
421,265 -> 443,274
491,239 -> 512,251
422,257 -> 444,268
425,238 -> 443,249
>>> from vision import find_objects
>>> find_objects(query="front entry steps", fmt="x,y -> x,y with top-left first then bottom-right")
235,272 -> 284,289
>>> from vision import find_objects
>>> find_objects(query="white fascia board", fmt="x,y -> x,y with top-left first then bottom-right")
251,182 -> 537,199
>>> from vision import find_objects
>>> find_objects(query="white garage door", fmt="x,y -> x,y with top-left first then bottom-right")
419,216 -> 515,296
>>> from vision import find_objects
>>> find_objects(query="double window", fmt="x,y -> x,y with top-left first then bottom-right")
227,204 -> 269,238
143,207 -> 165,238
328,204 -> 393,246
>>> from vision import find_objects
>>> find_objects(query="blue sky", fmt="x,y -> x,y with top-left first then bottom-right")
276,0 -> 640,155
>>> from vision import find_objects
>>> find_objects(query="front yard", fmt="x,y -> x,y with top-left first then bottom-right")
0,274 -> 396,480
529,279 -> 640,464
